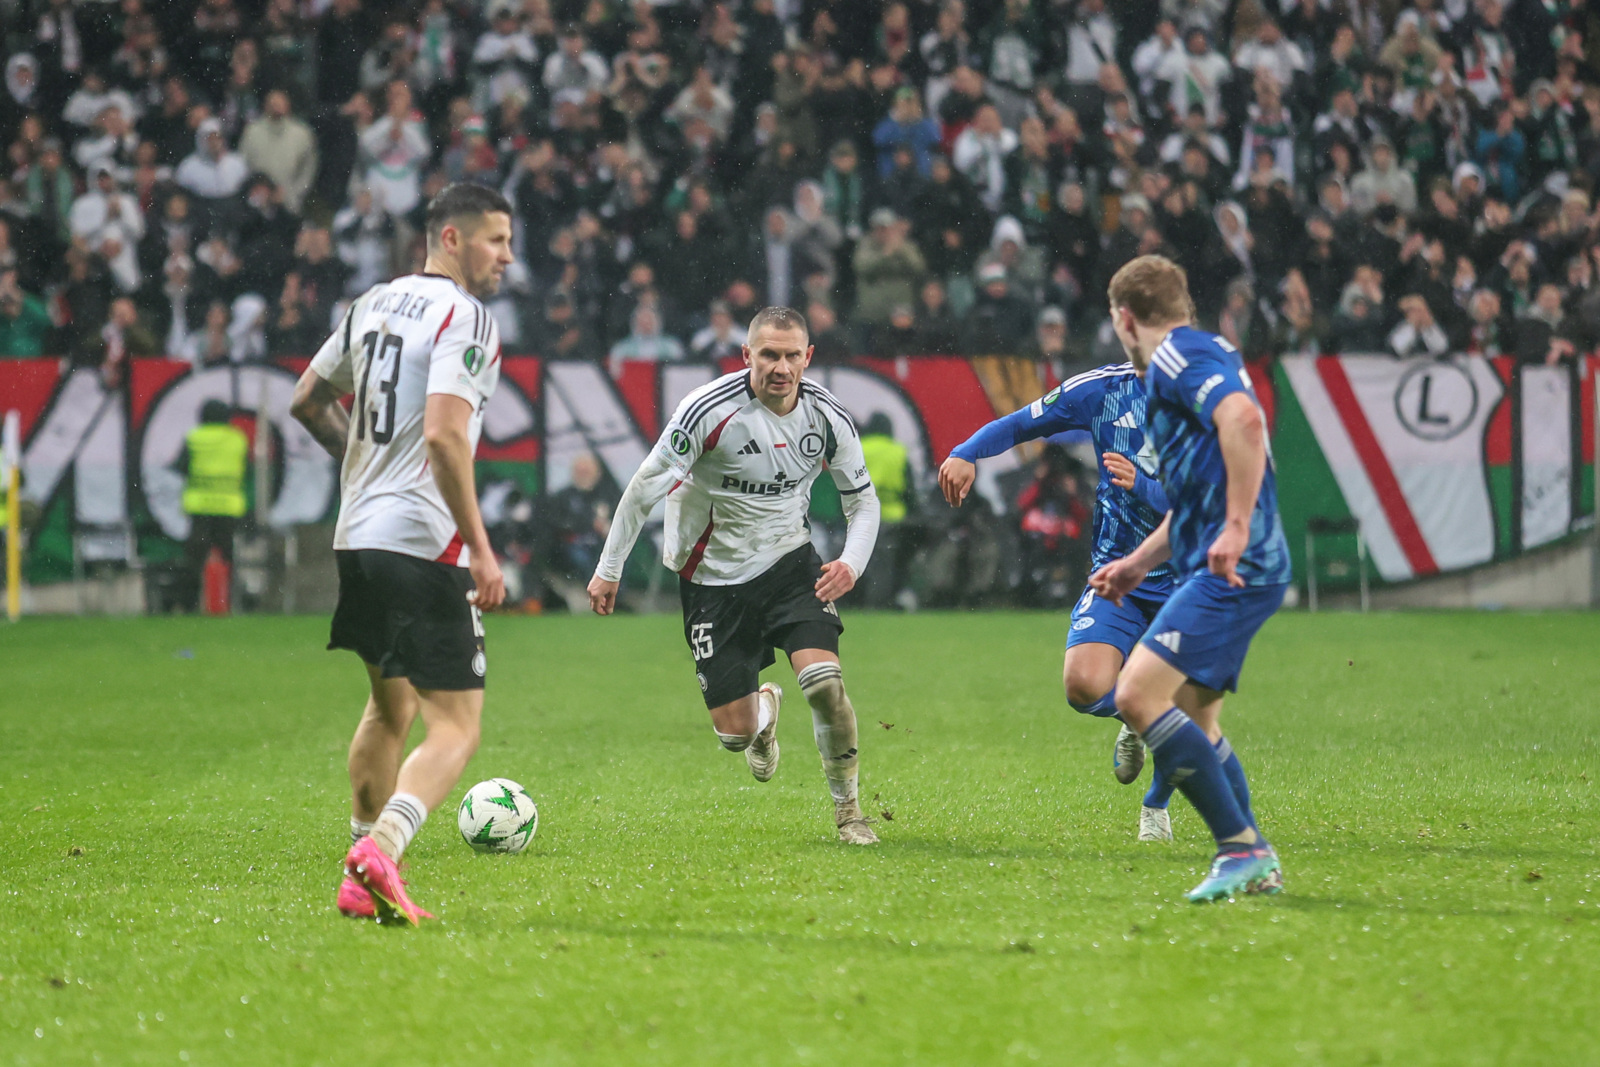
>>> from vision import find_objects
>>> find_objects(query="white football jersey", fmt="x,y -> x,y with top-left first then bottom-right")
654,371 -> 871,584
308,273 -> 500,565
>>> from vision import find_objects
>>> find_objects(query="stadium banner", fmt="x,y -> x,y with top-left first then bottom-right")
0,354 -> 1049,584
2,353 -> 1593,589
1273,354 -> 1597,584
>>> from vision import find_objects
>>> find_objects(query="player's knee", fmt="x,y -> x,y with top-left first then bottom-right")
1113,676 -> 1160,725
797,662 -> 848,717
716,731 -> 756,752
1064,675 -> 1108,713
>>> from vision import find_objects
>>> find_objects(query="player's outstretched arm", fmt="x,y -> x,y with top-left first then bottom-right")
1090,513 -> 1172,606
588,446 -> 680,615
424,393 -> 505,610
1209,392 -> 1267,588
290,367 -> 350,459
942,388 -> 1090,506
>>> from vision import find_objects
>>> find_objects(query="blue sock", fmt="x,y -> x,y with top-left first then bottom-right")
1214,736 -> 1255,828
1141,709 -> 1253,847
1142,764 -> 1173,809
1144,736 -> 1252,820
1068,689 -> 1120,717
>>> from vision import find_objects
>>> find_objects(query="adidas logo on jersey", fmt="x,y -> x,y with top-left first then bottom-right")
736,440 -> 762,455
1113,412 -> 1140,429
1153,631 -> 1182,653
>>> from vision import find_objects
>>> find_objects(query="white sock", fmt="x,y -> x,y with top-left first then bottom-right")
369,793 -> 427,861
797,662 -> 860,813
350,817 -> 374,846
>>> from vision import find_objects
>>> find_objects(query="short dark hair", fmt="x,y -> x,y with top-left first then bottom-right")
425,182 -> 513,247
746,305 -> 809,343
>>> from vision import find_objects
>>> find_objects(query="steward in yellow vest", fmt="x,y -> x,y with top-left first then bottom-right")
180,400 -> 247,611
859,414 -> 909,524
856,412 -> 912,608
183,402 -> 249,518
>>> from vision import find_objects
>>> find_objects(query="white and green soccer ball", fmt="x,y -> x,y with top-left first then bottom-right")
457,778 -> 538,854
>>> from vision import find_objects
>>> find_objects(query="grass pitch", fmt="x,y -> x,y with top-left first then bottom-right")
2,609 -> 1596,1066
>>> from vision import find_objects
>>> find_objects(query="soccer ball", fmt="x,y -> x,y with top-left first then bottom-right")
457,778 -> 538,854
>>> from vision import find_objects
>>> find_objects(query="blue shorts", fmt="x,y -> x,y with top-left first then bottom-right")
1066,586 -> 1168,659
1138,574 -> 1288,693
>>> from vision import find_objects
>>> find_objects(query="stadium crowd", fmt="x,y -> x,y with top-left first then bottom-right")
3,0 -> 1600,376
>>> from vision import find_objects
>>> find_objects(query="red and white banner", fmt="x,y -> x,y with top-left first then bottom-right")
1280,354 -> 1593,582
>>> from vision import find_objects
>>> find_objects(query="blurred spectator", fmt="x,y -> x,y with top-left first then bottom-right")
266,273 -> 320,356
0,269 -> 52,358
72,105 -> 140,182
88,296 -> 159,385
544,26 -> 608,101
525,290 -> 601,362
691,300 -> 744,362
963,261 -> 1035,353
872,86 -> 940,178
239,91 -> 317,214
1389,293 -> 1451,357
608,305 -> 685,364
806,300 -> 857,362
359,81 -> 430,216
1020,305 -> 1069,365
1015,444 -> 1090,608
1350,136 -> 1418,218
70,164 -> 144,292
1064,0 -> 1117,89
333,188 -> 398,295
181,299 -> 235,366
914,279 -> 961,354
952,104 -> 1017,214
853,208 -> 926,325
175,118 -> 249,205
544,452 -> 618,583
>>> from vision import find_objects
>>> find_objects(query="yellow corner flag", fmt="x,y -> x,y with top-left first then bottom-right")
4,410 -> 19,622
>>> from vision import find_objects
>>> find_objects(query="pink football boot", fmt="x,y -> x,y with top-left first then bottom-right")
344,837 -> 433,925
336,876 -> 377,919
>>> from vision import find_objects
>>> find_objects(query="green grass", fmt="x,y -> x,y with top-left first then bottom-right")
2,611 -> 1597,1066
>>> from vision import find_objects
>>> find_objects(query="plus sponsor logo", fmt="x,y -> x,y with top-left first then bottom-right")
721,472 -> 800,496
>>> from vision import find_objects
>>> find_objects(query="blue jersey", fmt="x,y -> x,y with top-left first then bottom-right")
1144,326 -> 1292,586
950,363 -> 1175,595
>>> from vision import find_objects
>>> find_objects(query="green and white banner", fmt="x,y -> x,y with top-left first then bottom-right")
1271,355 -> 1596,584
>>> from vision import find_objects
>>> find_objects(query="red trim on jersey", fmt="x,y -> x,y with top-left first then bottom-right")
703,410 -> 738,451
679,511 -> 715,580
433,305 -> 455,344
436,531 -> 465,565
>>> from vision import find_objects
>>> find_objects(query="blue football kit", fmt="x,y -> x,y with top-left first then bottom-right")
1139,325 -> 1292,694
949,364 -> 1174,672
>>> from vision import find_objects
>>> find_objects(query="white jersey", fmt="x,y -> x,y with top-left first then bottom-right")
597,371 -> 877,586
308,273 -> 500,565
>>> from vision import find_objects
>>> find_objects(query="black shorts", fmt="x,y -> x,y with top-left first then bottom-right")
329,549 -> 485,691
680,544 -> 843,709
